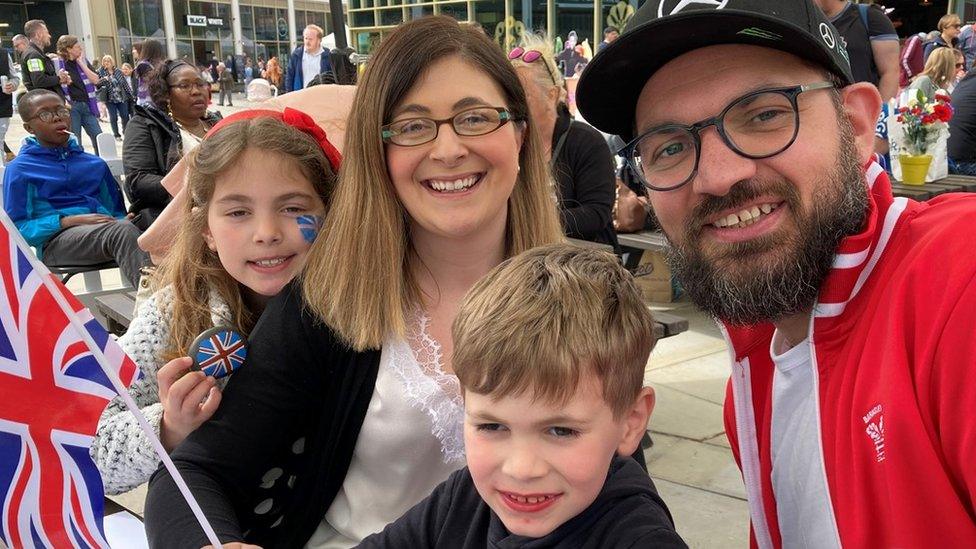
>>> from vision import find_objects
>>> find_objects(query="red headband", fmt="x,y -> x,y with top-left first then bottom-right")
205,107 -> 342,173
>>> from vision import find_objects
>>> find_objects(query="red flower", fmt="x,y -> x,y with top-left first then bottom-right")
933,104 -> 953,123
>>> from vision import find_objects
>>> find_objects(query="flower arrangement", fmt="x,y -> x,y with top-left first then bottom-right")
895,90 -> 953,156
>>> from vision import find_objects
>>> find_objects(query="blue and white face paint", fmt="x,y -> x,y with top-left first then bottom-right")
297,214 -> 324,244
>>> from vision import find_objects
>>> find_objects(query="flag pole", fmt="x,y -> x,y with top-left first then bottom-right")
0,212 -> 224,549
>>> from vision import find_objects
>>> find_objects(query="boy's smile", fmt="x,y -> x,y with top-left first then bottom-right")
464,373 -> 652,538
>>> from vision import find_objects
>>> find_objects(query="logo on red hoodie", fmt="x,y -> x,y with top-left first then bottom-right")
863,404 -> 885,462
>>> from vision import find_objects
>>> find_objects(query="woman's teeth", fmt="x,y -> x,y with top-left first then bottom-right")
253,257 -> 287,267
428,175 -> 479,193
712,203 -> 779,229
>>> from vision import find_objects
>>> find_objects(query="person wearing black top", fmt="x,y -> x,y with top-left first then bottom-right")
948,70 -> 976,175
510,35 -> 619,252
123,61 -> 221,229
21,20 -> 66,97
56,35 -> 103,154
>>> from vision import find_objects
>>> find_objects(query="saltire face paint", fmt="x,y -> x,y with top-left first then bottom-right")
297,215 -> 324,244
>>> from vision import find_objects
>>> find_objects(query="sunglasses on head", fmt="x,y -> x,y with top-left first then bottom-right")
509,47 -> 558,86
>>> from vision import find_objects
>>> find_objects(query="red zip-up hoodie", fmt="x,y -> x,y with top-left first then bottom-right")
721,162 -> 976,548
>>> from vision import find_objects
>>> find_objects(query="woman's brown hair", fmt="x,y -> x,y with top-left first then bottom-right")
55,35 -> 78,59
301,15 -> 564,351
156,116 -> 337,360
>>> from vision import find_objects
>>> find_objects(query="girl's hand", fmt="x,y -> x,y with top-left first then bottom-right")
157,357 -> 222,451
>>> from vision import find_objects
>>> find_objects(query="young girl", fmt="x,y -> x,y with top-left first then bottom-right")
91,108 -> 340,495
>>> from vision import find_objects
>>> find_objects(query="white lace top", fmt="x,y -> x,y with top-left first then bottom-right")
305,313 -> 465,548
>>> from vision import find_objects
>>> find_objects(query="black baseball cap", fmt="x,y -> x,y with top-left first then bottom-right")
577,0 -> 854,141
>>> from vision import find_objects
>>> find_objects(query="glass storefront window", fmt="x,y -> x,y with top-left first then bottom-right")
380,8 -> 404,26
129,0 -> 165,38
439,2 -> 469,22
351,11 -> 376,27
254,6 -> 277,40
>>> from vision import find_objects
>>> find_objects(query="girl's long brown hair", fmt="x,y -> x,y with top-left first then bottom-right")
301,16 -> 564,351
157,117 -> 337,360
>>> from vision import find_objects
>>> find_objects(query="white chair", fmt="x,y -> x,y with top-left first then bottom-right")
97,132 -> 119,160
96,133 -> 124,178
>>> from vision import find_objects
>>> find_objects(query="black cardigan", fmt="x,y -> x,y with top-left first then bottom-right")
144,282 -> 382,547
121,105 -> 222,230
551,106 -> 620,251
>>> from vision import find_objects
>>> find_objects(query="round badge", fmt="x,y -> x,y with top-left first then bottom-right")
188,326 -> 248,379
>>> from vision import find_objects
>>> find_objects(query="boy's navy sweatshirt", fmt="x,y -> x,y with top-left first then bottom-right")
358,456 -> 688,548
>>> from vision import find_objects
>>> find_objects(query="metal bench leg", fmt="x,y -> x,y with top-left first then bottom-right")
82,270 -> 103,292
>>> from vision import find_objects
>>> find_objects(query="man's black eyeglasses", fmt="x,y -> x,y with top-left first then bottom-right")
618,81 -> 835,192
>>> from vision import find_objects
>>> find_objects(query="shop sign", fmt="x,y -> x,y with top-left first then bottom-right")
186,15 -> 224,27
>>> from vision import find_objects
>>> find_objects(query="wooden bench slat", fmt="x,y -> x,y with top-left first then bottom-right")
652,311 -> 690,337
95,292 -> 136,332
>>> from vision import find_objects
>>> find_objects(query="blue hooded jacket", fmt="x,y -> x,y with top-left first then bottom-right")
3,136 -> 127,255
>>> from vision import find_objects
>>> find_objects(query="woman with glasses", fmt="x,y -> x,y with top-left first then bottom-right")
924,14 -> 963,64
510,33 -> 619,251
144,16 -> 563,548
123,60 -> 222,230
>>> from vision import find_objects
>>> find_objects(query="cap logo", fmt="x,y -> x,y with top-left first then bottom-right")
819,22 -> 836,49
658,0 -> 729,18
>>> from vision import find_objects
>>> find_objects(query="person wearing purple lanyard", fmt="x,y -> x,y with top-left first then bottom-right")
54,35 -> 103,154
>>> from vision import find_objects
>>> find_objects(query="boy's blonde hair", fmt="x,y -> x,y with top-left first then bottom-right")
156,116 -> 337,361
453,244 -> 655,418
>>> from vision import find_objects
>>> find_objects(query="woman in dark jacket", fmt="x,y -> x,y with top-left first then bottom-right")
509,34 -> 620,251
122,60 -> 221,229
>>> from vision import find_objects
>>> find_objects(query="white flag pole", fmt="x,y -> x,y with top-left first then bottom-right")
0,212 -> 223,549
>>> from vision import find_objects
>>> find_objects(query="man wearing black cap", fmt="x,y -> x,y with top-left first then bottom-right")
577,1 -> 976,547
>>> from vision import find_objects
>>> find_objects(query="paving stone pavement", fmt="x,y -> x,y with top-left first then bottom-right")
6,95 -> 750,547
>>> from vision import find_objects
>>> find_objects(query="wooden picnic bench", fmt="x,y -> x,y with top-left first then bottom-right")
891,174 -> 976,200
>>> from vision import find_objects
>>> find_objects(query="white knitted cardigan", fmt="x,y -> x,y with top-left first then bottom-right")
91,285 -> 232,495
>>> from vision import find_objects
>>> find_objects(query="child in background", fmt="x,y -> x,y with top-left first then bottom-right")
91,108 -> 341,495
360,244 -> 686,548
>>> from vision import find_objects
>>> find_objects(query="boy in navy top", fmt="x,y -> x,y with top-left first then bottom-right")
4,89 -> 150,286
360,244 -> 686,548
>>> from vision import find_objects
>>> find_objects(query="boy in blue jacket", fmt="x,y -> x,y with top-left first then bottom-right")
360,244 -> 686,548
4,89 -> 150,286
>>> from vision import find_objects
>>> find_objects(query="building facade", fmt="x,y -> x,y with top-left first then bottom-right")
0,0 -> 971,71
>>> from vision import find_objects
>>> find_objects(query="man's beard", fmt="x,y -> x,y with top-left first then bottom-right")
662,123 -> 869,326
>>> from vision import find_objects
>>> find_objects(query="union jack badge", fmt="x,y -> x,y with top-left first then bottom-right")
189,326 -> 248,378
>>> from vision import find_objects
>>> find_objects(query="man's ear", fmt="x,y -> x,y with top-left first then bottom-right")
838,82 -> 883,165
617,386 -> 655,456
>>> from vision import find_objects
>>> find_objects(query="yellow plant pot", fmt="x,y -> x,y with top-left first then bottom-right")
900,154 -> 932,185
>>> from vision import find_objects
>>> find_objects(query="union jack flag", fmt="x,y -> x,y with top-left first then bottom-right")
194,328 -> 247,379
0,214 -> 140,548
